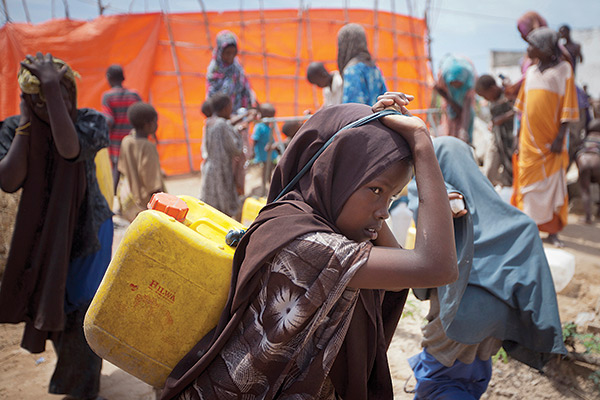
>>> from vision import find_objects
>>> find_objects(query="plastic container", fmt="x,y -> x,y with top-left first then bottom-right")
543,247 -> 576,293
405,221 -> 416,250
147,192 -> 188,222
94,148 -> 114,210
387,201 -> 413,249
241,196 -> 266,226
84,196 -> 245,388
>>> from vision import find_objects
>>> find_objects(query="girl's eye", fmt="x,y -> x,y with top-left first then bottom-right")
389,194 -> 400,204
370,187 -> 382,195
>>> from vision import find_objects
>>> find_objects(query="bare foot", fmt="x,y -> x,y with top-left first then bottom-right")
547,234 -> 565,248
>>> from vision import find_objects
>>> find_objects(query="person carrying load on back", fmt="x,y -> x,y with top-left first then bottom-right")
160,92 -> 459,399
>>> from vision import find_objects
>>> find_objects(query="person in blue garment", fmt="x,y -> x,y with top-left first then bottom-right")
434,55 -> 476,143
406,136 -> 565,399
337,23 -> 388,105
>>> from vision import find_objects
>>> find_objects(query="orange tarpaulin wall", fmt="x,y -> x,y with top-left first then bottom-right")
0,9 -> 432,175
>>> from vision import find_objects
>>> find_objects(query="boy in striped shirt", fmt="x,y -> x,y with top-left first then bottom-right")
101,64 -> 141,190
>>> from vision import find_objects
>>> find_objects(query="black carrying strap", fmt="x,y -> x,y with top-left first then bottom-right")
227,108 -> 403,247
273,109 -> 403,202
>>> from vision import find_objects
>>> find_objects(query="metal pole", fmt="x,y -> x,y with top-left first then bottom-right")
343,0 -> 349,24
21,0 -> 31,23
239,0 -> 246,67
425,0 -> 433,67
162,9 -> 196,172
1,0 -> 10,23
373,0 -> 379,57
197,0 -> 213,53
258,0 -> 269,101
61,0 -> 70,19
293,0 -> 304,116
304,6 -> 319,111
405,0 -> 424,110
391,0 -> 398,90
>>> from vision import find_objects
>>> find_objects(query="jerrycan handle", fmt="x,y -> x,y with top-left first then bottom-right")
226,229 -> 247,247
148,193 -> 189,222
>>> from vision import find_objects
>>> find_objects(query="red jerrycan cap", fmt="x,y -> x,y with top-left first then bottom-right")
147,193 -> 189,222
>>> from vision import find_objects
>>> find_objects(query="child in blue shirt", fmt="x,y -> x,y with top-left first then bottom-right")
252,103 -> 277,164
252,103 -> 277,194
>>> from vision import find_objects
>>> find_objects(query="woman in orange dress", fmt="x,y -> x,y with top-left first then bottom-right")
512,27 -> 579,247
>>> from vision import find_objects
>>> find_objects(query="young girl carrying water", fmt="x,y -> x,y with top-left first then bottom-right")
161,93 -> 459,399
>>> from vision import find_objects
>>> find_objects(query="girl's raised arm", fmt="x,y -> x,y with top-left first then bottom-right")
348,93 -> 458,291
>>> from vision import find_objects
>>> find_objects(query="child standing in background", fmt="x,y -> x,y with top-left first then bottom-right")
252,103 -> 277,165
200,93 -> 243,219
475,74 -> 515,187
252,103 -> 277,193
576,118 -> 600,224
101,64 -> 142,191
306,62 -> 344,107
117,102 -> 165,222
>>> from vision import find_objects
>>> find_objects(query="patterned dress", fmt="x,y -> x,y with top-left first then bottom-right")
179,231 -> 370,399
206,31 -> 255,112
200,116 -> 243,217
341,62 -> 387,106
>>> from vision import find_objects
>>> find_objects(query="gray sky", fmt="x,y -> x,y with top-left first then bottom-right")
3,0 -> 599,75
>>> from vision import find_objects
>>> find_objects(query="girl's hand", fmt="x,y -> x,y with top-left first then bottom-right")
246,109 -> 259,121
373,93 -> 428,148
20,52 -> 67,88
372,92 -> 414,113
18,94 -> 31,126
550,136 -> 564,153
448,192 -> 467,218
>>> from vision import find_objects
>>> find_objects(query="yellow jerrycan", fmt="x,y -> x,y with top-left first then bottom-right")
240,196 -> 267,227
94,147 -> 114,210
84,193 -> 246,388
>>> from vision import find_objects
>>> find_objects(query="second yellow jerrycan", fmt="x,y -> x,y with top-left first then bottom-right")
84,193 -> 246,388
241,196 -> 267,227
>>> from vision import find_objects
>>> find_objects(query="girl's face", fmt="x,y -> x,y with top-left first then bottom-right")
450,80 -> 464,89
221,45 -> 237,66
336,159 -> 412,243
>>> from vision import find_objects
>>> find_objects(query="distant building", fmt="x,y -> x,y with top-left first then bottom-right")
489,50 -> 524,86
573,27 -> 600,100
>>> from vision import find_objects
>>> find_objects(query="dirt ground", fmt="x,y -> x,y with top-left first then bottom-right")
1,173 -> 599,399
